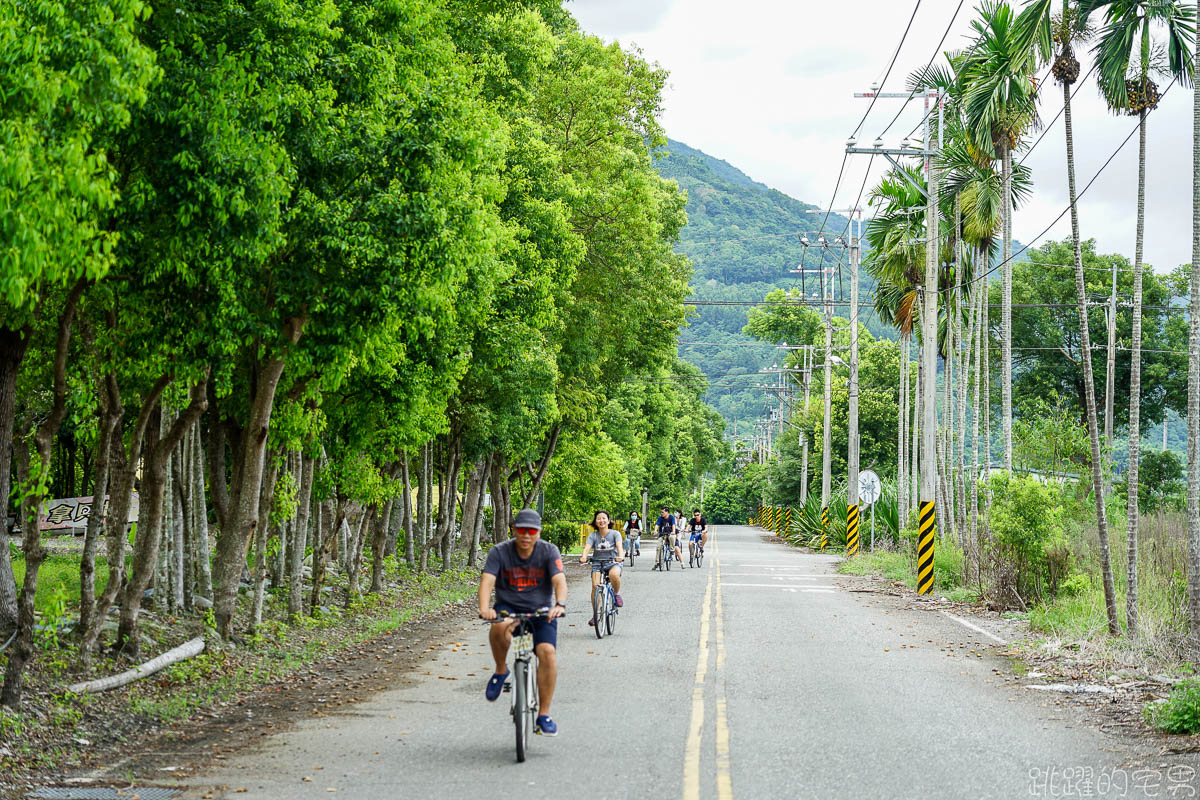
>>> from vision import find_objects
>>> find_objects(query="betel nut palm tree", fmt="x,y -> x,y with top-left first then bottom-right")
1080,0 -> 1194,639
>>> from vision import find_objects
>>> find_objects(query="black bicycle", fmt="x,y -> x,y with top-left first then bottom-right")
484,610 -> 552,762
689,535 -> 705,568
625,530 -> 640,568
654,531 -> 674,571
591,558 -> 619,638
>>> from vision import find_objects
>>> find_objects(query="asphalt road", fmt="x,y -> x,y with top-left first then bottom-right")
172,526 -> 1198,800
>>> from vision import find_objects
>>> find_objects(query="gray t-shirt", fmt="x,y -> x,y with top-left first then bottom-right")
483,539 -> 564,610
586,530 -> 621,561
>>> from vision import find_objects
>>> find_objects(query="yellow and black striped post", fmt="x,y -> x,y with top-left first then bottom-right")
846,504 -> 860,556
917,500 -> 936,595
782,507 -> 792,535
819,506 -> 829,550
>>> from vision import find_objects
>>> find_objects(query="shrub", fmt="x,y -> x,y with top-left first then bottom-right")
984,473 -> 1069,605
1145,679 -> 1200,735
541,520 -> 580,554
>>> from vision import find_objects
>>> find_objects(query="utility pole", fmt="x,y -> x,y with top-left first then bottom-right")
849,86 -> 941,592
808,207 -> 863,554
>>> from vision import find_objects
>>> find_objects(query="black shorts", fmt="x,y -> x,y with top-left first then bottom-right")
493,603 -> 558,649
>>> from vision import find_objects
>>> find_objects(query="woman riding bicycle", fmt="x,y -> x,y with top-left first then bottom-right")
579,510 -> 624,624
625,511 -> 642,556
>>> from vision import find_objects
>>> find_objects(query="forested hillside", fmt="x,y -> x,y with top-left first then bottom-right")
656,139 -> 893,435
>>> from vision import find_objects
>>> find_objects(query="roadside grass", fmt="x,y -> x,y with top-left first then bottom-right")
12,553 -> 110,616
0,553 -> 479,779
1027,508 -> 1194,673
837,539 -> 977,602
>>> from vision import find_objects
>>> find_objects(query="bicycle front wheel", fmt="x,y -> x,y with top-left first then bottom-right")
696,547 -> 704,567
592,584 -> 606,639
513,659 -> 529,762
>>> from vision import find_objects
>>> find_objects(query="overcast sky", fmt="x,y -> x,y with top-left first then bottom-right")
569,0 -> 1195,275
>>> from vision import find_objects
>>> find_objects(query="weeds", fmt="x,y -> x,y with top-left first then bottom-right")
1145,679 -> 1200,734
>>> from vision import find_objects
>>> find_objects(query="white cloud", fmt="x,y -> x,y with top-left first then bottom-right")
569,0 -> 1196,273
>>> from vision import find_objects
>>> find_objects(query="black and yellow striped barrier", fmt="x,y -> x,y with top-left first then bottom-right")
917,500 -> 936,595
782,507 -> 792,535
846,504 -> 860,556
819,506 -> 829,550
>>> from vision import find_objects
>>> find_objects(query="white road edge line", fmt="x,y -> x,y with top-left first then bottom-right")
939,610 -> 1008,645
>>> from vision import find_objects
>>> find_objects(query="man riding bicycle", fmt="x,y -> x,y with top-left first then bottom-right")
579,510 -> 624,625
654,506 -> 685,570
687,508 -> 709,560
479,508 -> 567,737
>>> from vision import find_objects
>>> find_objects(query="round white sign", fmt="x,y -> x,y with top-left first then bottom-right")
858,470 -> 882,506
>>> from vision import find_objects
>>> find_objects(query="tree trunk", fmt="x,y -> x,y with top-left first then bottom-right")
250,454 -> 280,634
79,376 -> 169,662
191,419 -> 212,602
1064,76 -> 1120,636
3,285 -> 83,705
1126,106 -> 1148,639
430,438 -> 463,572
401,454 -> 414,565
114,381 -> 209,659
288,452 -> 314,619
417,442 -> 431,572
1001,139 -> 1014,475
0,326 -> 30,632
310,498 -> 342,614
79,378 -> 120,640
370,497 -> 394,594
348,505 -> 372,604
971,264 -> 984,585
490,453 -> 512,544
211,320 -> 301,641
1183,1 -> 1200,651
461,456 -> 488,569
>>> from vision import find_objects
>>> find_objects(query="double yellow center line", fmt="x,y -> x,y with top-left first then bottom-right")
683,533 -> 732,800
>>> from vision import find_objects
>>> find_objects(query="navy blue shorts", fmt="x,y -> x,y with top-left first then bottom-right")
493,603 -> 558,649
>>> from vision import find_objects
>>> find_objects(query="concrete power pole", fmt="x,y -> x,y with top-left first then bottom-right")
918,94 -> 942,596
847,221 -> 861,555
821,252 -> 834,520
847,88 -> 940,584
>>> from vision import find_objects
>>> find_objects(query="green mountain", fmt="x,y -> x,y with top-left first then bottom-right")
656,139 -> 893,437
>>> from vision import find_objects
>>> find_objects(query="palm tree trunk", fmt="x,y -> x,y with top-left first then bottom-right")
1065,74 -> 1120,636
1002,139 -> 1014,475
899,337 -> 908,527
971,251 -> 984,584
1126,106 -> 1147,639
1187,0 -> 1200,651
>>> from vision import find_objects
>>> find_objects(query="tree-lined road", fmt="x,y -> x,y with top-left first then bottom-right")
173,528 -> 1196,799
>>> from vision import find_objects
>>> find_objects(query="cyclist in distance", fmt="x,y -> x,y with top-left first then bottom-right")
625,511 -> 642,556
687,508 -> 708,560
655,506 -> 685,569
579,510 -> 624,625
479,508 -> 567,737
674,509 -> 688,568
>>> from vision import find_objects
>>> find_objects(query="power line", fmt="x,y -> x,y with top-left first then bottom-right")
878,0 -> 965,140
851,0 -> 925,139
951,83 -> 1174,294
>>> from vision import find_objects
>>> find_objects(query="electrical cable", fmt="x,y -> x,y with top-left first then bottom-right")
851,0 -> 925,139
877,0 -> 966,140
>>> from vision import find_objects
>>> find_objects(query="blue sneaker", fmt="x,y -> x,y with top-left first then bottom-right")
535,715 -> 558,736
485,671 -> 509,702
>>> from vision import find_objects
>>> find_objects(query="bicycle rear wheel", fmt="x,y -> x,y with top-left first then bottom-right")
513,659 -> 528,762
605,585 -> 617,635
592,584 -> 606,639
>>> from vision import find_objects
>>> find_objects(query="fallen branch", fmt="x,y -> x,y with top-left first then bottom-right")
68,636 -> 205,694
